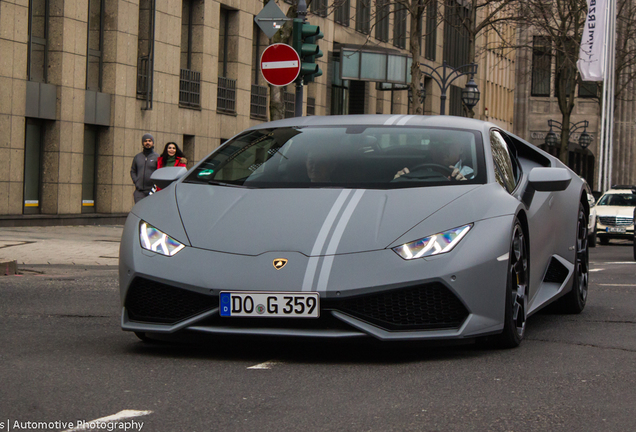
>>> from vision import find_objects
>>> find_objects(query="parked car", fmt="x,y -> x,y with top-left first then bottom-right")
595,186 -> 636,245
583,180 -> 597,247
120,115 -> 591,349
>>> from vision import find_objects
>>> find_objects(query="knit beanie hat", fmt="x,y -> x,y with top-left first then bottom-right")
142,133 -> 154,145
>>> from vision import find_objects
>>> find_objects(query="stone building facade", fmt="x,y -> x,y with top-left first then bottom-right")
0,0 -> 517,222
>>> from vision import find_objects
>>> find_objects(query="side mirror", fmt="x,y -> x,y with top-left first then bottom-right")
151,166 -> 187,189
528,167 -> 572,192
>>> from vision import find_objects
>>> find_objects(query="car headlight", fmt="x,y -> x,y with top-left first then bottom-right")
139,221 -> 185,256
392,224 -> 472,260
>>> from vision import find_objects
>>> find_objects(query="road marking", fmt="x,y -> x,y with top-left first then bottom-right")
589,268 -> 604,272
248,361 -> 278,370
601,262 -> 636,264
599,283 -> 636,287
62,410 -> 152,431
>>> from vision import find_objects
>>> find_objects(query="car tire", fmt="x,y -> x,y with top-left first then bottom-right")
492,219 -> 528,349
589,225 -> 597,248
554,203 -> 589,314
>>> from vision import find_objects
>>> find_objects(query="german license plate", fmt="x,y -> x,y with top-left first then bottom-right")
219,291 -> 320,318
607,227 -> 626,233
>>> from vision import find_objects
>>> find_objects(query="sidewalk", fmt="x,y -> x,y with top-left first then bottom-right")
0,225 -> 123,266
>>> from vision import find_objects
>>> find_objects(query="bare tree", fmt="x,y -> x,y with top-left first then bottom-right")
521,0 -> 595,164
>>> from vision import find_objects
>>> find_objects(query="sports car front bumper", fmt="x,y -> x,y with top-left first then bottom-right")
120,213 -> 513,341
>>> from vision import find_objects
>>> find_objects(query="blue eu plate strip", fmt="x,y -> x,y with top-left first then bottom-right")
220,292 -> 231,316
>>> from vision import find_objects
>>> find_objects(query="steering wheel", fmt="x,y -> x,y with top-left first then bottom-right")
407,163 -> 454,179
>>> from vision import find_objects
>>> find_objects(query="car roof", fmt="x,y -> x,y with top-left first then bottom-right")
603,188 -> 636,194
245,114 -> 495,132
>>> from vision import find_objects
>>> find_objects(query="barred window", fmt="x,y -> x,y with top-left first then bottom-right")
28,0 -> 48,82
355,0 -> 370,34
531,36 -> 551,97
443,0 -> 470,68
393,5 -> 407,49
424,0 -> 437,61
335,0 -> 350,26
87,0 -> 105,91
311,0 -> 328,17
375,0 -> 389,42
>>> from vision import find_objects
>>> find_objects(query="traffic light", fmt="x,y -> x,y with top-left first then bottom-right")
292,19 -> 323,83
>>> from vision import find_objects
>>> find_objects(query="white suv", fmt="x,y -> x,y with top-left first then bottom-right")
595,186 -> 636,245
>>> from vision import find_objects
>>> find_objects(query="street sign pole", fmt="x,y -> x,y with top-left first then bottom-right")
294,0 -> 307,117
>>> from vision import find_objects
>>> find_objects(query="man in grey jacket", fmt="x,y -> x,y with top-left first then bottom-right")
130,133 -> 159,203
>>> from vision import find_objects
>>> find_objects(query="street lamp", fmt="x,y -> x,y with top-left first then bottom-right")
544,120 -> 591,149
420,61 -> 480,115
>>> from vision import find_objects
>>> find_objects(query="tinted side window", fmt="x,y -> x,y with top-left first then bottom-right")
490,130 -> 517,192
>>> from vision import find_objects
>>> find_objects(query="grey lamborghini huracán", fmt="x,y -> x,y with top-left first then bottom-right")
119,115 -> 590,348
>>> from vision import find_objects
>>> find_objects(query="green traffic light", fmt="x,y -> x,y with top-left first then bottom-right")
292,19 -> 324,81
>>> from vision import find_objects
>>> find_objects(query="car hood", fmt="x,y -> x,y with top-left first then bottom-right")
175,183 -> 480,256
595,205 -> 635,217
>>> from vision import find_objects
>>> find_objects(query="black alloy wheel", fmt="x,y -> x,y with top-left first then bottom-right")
493,220 -> 529,348
555,203 -> 589,314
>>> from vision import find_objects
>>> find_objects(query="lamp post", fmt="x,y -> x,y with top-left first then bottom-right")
420,61 -> 480,115
545,120 -> 592,149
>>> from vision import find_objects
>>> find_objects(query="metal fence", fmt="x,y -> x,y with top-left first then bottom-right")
250,85 -> 268,120
218,76 -> 236,113
179,68 -> 201,108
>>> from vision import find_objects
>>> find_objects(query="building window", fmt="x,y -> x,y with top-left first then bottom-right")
307,97 -> 316,116
335,0 -> 350,26
180,0 -> 202,108
531,36 -> 551,97
443,1 -> 470,68
355,0 -> 370,34
82,126 -> 99,213
375,0 -> 389,42
424,0 -> 437,61
137,0 -> 155,108
86,0 -> 105,92
24,120 -> 44,214
449,85 -> 465,117
393,5 -> 407,49
554,39 -> 576,98
28,0 -> 49,82
331,58 -> 349,115
578,81 -> 598,98
311,0 -> 328,17
218,7 -> 237,114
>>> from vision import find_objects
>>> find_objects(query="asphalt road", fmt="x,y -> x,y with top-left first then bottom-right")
0,243 -> 634,432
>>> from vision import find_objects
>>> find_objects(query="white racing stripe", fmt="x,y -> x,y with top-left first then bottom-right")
396,115 -> 415,125
302,190 -> 352,291
383,115 -> 403,125
62,410 -> 152,432
316,190 -> 366,291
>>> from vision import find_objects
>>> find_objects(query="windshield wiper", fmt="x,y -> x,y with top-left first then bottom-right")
207,180 -> 245,188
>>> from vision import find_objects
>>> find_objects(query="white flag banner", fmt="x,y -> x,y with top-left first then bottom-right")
577,0 -> 607,81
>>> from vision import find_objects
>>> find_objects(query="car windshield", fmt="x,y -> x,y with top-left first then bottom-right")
184,126 -> 486,189
597,193 -> 636,206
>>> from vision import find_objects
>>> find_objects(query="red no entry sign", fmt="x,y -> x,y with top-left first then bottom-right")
260,43 -> 300,87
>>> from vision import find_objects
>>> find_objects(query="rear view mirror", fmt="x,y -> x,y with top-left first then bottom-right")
151,166 -> 187,189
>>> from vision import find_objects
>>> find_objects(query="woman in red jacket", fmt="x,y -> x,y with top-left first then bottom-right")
157,142 -> 187,168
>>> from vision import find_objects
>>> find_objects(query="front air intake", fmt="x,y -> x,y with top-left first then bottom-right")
332,283 -> 469,331
125,277 -> 218,324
